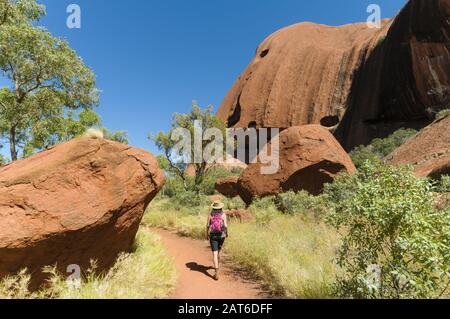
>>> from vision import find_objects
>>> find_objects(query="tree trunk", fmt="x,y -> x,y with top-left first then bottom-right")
9,126 -> 17,161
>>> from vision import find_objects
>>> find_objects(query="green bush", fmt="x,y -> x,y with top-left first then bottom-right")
160,176 -> 186,198
169,190 -> 209,209
350,129 -> 417,168
198,167 -> 239,196
349,145 -> 380,169
325,161 -> 450,299
435,175 -> 450,193
276,191 -> 327,217
249,197 -> 281,226
222,196 -> 247,210
435,109 -> 450,121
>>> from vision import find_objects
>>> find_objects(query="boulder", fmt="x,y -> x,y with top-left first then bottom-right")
237,125 -> 356,204
0,138 -> 165,289
386,115 -> 450,179
215,176 -> 240,198
218,0 -> 450,150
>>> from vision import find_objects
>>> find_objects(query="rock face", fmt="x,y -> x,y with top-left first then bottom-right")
237,125 -> 356,205
218,0 -> 450,151
0,138 -> 165,288
215,176 -> 240,198
386,115 -> 450,179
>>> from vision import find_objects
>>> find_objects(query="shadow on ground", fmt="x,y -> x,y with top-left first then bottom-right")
186,262 -> 215,280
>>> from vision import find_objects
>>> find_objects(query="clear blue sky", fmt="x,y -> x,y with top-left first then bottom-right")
1,0 -> 407,156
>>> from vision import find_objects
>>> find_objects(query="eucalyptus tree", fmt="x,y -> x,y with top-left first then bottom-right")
0,0 -> 99,160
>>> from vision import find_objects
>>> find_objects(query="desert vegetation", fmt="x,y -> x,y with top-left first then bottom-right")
146,155 -> 449,299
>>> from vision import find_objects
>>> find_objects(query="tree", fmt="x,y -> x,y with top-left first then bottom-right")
0,1 -> 99,160
21,107 -> 102,157
0,0 -> 44,27
151,103 -> 227,193
101,128 -> 129,144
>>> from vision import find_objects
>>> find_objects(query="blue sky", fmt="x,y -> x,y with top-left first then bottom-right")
0,0 -> 407,156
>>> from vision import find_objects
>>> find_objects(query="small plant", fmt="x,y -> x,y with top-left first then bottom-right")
435,109 -> 450,121
276,191 -> 327,217
435,175 -> 450,193
350,128 -> 417,168
222,196 -> 246,210
326,161 -> 450,299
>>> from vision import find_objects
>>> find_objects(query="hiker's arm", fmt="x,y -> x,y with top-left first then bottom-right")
224,214 -> 229,237
205,215 -> 210,240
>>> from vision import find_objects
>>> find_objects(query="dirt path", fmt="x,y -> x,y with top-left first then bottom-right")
152,228 -> 267,299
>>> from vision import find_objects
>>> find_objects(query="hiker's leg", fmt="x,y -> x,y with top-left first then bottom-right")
213,251 -> 219,270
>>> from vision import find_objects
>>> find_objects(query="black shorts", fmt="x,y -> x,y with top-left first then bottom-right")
210,234 -> 225,252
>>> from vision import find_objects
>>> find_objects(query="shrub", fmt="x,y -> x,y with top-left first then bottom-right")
171,191 -> 209,209
325,161 -> 450,299
350,145 -> 379,169
276,191 -> 327,217
350,129 -> 417,168
435,175 -> 450,193
161,176 -> 186,198
249,197 -> 281,226
198,167 -> 239,196
435,109 -> 450,121
222,196 -> 247,210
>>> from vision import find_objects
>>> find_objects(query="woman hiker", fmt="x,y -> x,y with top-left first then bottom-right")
206,200 -> 228,281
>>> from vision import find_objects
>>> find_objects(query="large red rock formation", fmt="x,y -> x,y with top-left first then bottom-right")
218,0 -> 450,150
215,176 -> 240,198
0,138 -> 165,289
386,115 -> 450,179
237,125 -> 356,205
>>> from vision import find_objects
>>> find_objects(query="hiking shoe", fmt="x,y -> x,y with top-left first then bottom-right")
214,269 -> 219,281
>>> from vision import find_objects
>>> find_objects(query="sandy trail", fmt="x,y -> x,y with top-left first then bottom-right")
152,228 -> 267,299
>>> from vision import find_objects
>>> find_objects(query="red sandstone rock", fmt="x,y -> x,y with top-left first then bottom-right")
0,138 -> 165,289
237,125 -> 356,205
218,0 -> 450,150
215,176 -> 240,198
386,115 -> 450,179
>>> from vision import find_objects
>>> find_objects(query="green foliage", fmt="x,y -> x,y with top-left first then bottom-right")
435,109 -> 450,121
0,0 -> 99,160
170,190 -> 209,209
160,176 -> 185,198
249,197 -> 280,226
150,103 -> 227,193
349,145 -> 380,169
198,166 -> 240,195
100,128 -> 128,144
325,161 -> 450,299
350,128 -> 417,168
0,0 -> 45,27
222,196 -> 246,210
145,197 -> 339,298
276,191 -> 327,217
435,175 -> 450,193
